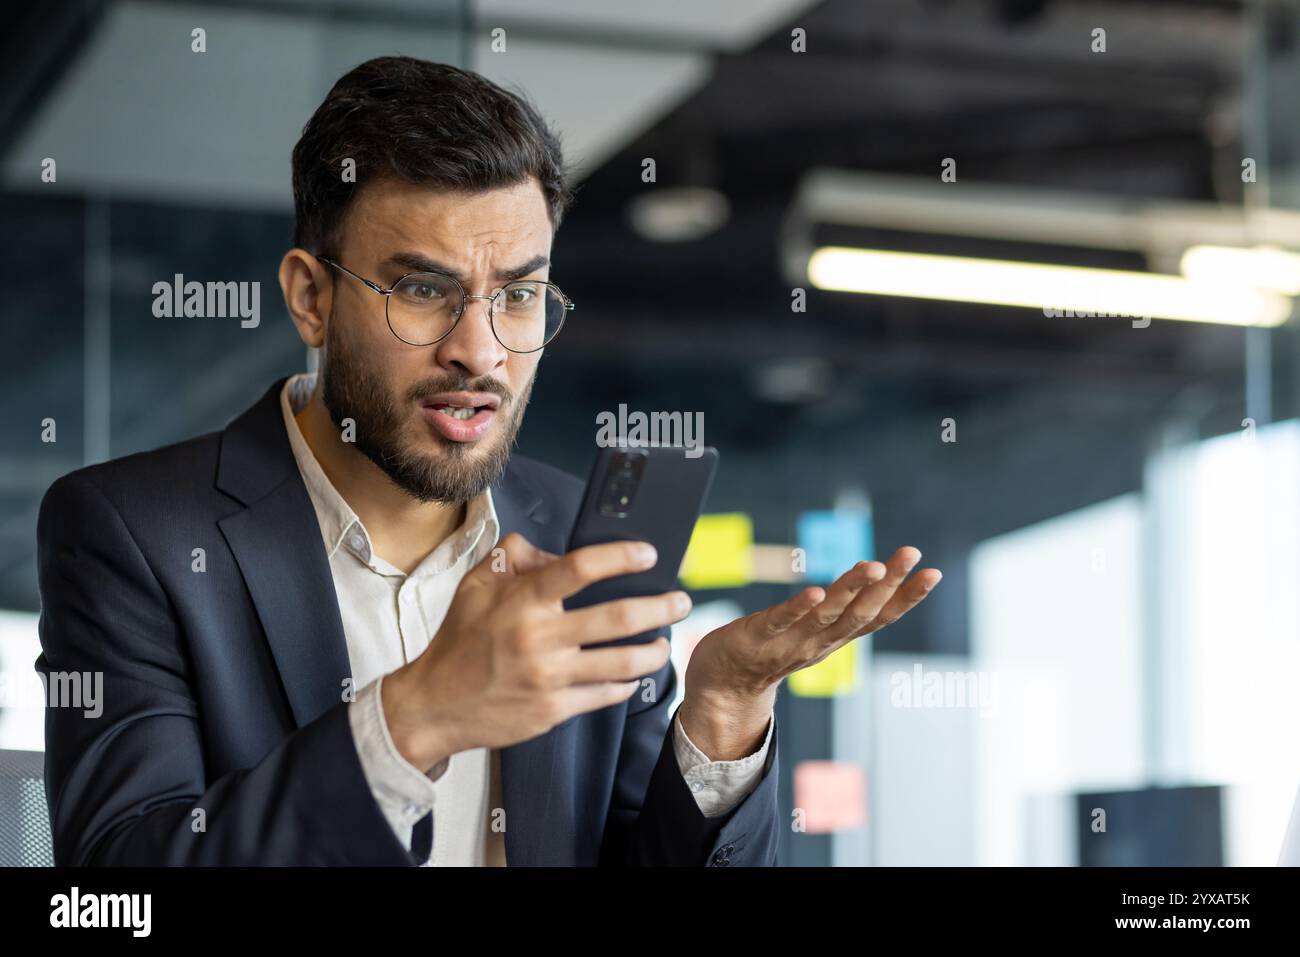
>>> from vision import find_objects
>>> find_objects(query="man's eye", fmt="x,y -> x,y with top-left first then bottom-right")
506,286 -> 537,306
402,281 -> 444,303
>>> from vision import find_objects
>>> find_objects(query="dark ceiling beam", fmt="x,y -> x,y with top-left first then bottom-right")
0,0 -> 110,169
555,316 -> 1244,391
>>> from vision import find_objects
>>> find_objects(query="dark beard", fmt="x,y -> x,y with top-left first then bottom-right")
319,318 -> 533,505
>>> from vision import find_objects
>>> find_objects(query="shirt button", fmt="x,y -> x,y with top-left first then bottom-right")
691,781 -> 705,793
404,803 -> 421,817
348,532 -> 366,551
402,592 -> 416,605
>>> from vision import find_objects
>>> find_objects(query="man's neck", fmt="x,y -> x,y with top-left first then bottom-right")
295,391 -> 465,574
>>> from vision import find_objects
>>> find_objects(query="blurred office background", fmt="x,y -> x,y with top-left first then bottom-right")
2,0 -> 1299,866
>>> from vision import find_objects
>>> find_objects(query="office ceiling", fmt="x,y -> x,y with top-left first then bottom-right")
0,0 -> 1291,611
551,0 -> 1275,420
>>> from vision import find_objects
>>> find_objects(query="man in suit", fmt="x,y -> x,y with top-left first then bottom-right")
35,57 -> 941,866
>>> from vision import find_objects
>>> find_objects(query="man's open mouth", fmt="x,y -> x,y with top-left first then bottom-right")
421,392 -> 501,416
419,392 -> 502,442
430,404 -> 482,420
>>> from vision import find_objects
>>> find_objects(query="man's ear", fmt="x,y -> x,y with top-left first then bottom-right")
279,249 -> 331,348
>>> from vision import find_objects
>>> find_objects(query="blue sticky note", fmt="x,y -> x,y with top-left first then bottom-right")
797,510 -> 873,584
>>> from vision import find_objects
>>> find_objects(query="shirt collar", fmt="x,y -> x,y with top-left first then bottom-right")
280,372 -> 499,576
281,372 -> 357,558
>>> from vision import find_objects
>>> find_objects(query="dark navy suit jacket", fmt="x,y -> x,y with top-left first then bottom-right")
34,377 -> 780,866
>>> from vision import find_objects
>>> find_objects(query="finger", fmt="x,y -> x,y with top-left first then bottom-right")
529,540 -> 658,602
755,586 -> 825,637
855,568 -> 942,637
877,546 -> 922,590
556,680 -> 646,720
564,637 -> 672,684
798,560 -> 885,632
832,547 -> 924,637
558,592 -> 691,647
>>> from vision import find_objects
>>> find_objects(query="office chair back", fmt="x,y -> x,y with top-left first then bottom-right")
0,748 -> 54,866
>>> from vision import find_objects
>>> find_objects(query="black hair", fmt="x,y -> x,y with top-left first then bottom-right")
292,56 -> 574,254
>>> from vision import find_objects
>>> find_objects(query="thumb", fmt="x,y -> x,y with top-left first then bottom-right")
480,531 -> 556,578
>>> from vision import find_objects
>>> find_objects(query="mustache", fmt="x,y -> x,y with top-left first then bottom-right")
407,374 -> 513,407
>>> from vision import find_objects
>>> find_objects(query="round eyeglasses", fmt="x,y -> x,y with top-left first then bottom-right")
317,256 -> 574,353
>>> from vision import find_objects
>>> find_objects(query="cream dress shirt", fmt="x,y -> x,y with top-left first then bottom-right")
280,373 -> 772,865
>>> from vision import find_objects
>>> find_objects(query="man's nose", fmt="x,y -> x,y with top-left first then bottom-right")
433,294 -> 508,378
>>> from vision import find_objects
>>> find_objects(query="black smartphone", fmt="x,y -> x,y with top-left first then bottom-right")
564,445 -> 719,644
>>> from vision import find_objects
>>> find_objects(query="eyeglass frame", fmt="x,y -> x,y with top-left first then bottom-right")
315,254 -> 574,354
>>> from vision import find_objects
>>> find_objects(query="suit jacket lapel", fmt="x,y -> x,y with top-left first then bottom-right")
214,377 -> 353,729
491,462 -> 577,866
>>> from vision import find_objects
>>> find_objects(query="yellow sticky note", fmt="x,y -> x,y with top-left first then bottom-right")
789,642 -> 858,697
678,513 -> 753,589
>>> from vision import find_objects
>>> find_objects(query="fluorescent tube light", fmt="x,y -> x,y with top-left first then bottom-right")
807,246 -> 1292,328
1180,245 -> 1300,296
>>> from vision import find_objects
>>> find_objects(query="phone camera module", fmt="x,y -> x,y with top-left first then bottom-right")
599,450 -> 647,517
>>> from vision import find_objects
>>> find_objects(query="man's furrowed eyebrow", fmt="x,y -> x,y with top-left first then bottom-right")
383,251 -> 550,284
384,252 -> 466,283
497,254 -> 551,282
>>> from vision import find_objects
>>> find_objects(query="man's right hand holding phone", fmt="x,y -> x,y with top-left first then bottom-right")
380,532 -> 691,775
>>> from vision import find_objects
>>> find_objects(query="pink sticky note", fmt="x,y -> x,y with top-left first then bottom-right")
794,761 -> 867,833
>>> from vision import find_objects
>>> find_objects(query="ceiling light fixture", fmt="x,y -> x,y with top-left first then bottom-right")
807,246 -> 1293,328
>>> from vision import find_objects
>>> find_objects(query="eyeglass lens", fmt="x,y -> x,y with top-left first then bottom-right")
388,273 -> 566,351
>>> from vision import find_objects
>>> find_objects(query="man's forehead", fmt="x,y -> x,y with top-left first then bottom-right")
344,178 -> 551,270
353,177 -> 546,232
